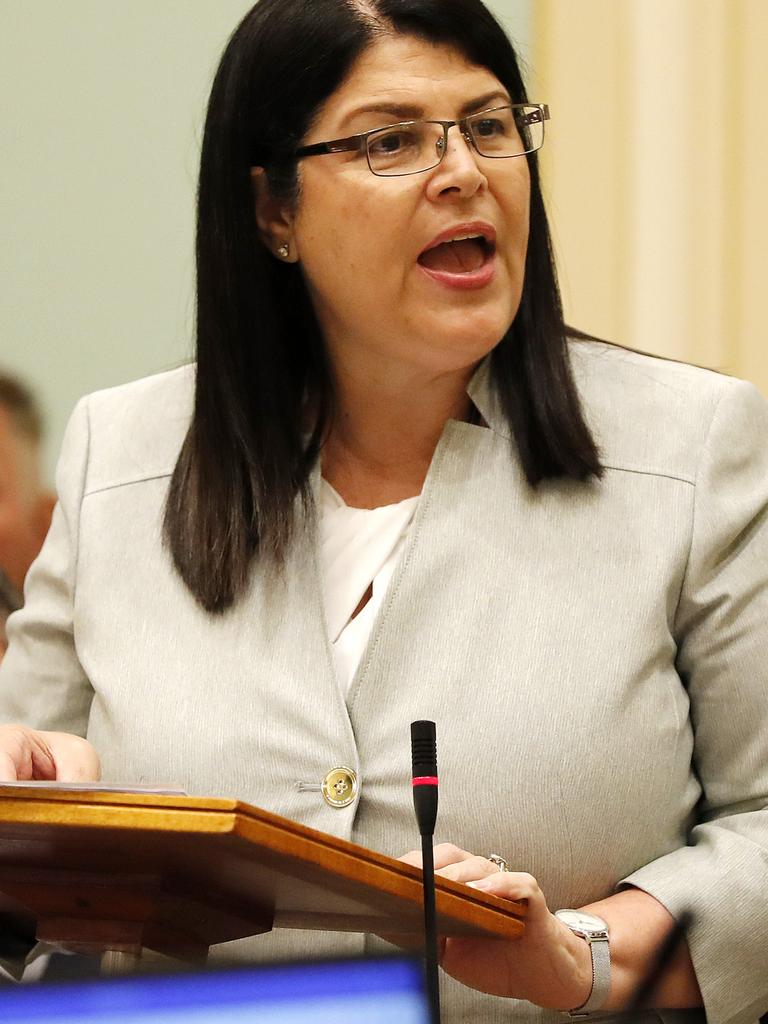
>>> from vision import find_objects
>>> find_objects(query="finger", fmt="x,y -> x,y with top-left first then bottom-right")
41,732 -> 101,783
398,850 -> 424,868
398,843 -> 476,871
30,735 -> 58,779
432,843 -> 478,870
467,871 -> 545,914
0,750 -> 22,782
0,726 -> 56,782
437,855 -> 501,884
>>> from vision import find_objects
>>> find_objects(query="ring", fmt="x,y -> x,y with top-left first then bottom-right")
488,853 -> 510,873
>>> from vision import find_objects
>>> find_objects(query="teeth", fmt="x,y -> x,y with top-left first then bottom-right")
422,231 -> 492,255
429,233 -> 487,249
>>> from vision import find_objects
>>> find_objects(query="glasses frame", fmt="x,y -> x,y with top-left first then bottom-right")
293,103 -> 550,178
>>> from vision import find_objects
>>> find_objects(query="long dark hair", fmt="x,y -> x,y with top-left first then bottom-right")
164,0 -> 602,614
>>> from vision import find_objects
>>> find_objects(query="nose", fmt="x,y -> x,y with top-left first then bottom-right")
426,124 -> 487,199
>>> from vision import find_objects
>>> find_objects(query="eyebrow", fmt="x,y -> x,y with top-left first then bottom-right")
339,89 -> 511,128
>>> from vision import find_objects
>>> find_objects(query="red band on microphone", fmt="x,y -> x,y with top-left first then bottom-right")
412,776 -> 439,786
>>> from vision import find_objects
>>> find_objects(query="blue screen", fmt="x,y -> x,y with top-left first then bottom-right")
0,957 -> 430,1023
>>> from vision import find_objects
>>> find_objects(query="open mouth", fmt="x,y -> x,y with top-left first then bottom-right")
417,233 -> 495,275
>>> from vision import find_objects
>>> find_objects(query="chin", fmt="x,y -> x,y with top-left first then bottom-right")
425,307 -> 514,360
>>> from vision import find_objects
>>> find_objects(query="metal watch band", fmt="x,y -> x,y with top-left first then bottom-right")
571,934 -> 611,1015
554,910 -> 611,1017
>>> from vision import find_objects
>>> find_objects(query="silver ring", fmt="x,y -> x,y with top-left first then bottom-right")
488,853 -> 510,873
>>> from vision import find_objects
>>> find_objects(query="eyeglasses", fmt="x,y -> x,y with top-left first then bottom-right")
293,104 -> 549,177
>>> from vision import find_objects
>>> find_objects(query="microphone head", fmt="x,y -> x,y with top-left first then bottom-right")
411,719 -> 437,778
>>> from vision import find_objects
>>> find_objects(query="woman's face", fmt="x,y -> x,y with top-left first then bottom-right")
282,35 -> 531,383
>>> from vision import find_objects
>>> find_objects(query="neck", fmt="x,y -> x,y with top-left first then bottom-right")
321,361 -> 476,508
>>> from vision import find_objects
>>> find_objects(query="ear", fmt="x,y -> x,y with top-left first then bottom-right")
250,167 -> 297,262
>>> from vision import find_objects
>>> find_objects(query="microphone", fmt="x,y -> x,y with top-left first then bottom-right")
411,719 -> 438,836
411,720 -> 441,1024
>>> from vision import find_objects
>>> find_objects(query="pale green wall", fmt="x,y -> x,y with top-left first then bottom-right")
489,0 -> 532,64
1,0 -> 531,480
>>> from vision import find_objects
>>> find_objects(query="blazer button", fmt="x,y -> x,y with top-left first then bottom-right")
321,766 -> 358,808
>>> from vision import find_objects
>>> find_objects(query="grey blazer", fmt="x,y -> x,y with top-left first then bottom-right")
1,341 -> 767,1024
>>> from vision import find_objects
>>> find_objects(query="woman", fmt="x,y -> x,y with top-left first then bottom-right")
1,1 -> 767,1021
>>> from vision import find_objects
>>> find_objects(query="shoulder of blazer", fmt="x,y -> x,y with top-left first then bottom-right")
79,363 -> 195,497
75,345 -> 761,497
567,339 -> 750,484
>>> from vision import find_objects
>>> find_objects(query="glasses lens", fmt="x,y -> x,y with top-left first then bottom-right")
366,122 -> 443,176
469,106 -> 545,158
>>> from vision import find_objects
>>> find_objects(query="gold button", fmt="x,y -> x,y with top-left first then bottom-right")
321,766 -> 358,808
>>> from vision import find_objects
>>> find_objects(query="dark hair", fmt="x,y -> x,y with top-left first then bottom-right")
0,372 -> 43,444
164,0 -> 602,614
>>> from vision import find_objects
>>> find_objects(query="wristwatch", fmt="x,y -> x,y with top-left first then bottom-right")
554,909 -> 611,1016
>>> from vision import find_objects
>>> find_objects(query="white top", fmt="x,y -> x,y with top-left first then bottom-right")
318,479 -> 419,696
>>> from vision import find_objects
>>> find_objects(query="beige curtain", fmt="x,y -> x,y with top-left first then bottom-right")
531,0 -> 768,395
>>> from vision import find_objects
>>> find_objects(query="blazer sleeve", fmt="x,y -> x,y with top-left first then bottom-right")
0,397 -> 94,734
620,377 -> 768,1024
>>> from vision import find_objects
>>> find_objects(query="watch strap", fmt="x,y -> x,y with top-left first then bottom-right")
554,909 -> 611,1017
571,933 -> 611,1015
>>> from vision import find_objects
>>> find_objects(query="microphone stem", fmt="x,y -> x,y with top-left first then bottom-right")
421,832 -> 441,1024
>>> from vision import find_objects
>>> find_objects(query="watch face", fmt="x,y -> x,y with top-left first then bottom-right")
556,910 -> 609,935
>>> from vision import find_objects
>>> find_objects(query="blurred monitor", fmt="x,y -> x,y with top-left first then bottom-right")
0,955 -> 430,1023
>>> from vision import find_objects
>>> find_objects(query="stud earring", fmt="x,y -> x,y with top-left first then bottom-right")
277,243 -> 290,260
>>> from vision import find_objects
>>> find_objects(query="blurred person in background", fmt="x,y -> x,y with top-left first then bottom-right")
0,373 -> 55,658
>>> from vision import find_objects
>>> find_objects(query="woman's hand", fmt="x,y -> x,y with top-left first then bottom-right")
0,724 -> 100,783
399,843 -> 592,1010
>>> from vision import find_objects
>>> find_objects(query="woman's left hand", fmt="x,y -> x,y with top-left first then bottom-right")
399,843 -> 592,1010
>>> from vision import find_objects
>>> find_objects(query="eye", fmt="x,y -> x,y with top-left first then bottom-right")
368,127 -> 420,157
473,117 -> 506,138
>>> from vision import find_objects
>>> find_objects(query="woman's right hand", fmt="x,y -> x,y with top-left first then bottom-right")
0,725 -> 100,782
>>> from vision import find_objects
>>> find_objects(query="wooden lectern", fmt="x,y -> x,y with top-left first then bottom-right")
0,787 -> 525,970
